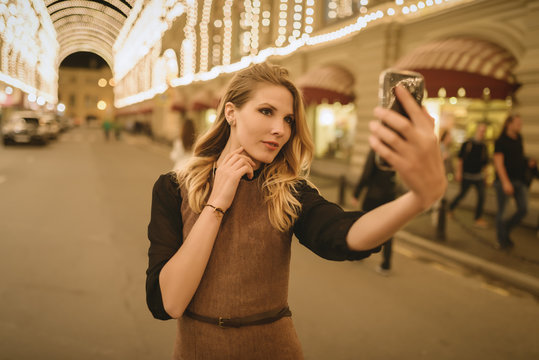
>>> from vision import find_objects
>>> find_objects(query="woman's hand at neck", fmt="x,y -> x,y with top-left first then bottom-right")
207,146 -> 257,212
217,139 -> 262,170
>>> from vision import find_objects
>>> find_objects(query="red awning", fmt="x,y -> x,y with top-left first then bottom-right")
115,106 -> 153,116
300,87 -> 355,105
189,89 -> 217,111
171,103 -> 186,112
139,107 -> 153,114
171,91 -> 186,112
394,38 -> 519,99
297,64 -> 356,105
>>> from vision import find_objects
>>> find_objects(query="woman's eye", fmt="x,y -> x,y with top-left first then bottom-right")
260,108 -> 272,116
284,116 -> 295,125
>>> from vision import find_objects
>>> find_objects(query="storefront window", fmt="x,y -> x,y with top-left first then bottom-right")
195,108 -> 217,134
311,102 -> 356,161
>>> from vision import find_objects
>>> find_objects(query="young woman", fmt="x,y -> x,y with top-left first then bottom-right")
146,63 -> 446,359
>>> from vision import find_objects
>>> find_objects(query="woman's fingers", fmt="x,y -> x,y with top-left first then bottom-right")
373,107 -> 415,142
394,86 -> 425,127
371,85 -> 446,210
220,151 -> 255,180
369,120 -> 408,154
368,133 -> 404,169
230,157 -> 254,179
209,149 -> 256,210
220,146 -> 246,166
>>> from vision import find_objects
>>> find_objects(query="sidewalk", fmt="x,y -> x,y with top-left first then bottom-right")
309,174 -> 539,298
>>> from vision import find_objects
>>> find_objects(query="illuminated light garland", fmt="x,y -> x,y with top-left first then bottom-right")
116,0 -> 469,107
200,0 -> 213,72
222,0 -> 233,65
212,18 -> 222,66
291,0 -> 302,40
305,0 -> 314,34
276,0 -> 288,46
181,1 -> 197,76
114,0 -> 186,82
240,0 -> 253,55
0,0 -> 57,103
251,0 -> 261,54
114,0 -> 191,104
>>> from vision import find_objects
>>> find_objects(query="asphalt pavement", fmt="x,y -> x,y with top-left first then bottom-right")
2,128 -> 537,359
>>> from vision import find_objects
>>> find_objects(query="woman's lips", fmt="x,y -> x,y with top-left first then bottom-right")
262,141 -> 279,150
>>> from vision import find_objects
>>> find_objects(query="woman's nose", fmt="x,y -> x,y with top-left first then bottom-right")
270,119 -> 285,136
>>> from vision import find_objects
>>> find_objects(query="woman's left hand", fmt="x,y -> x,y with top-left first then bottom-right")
369,85 -> 446,211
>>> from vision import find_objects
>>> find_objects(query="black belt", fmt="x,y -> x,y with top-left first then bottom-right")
183,306 -> 292,328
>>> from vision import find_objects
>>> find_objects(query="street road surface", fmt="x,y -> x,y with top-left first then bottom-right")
0,127 -> 537,360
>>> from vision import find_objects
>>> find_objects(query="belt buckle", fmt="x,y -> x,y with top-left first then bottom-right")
218,317 -> 229,328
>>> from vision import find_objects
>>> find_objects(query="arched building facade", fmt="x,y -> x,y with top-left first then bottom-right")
112,0 -> 539,224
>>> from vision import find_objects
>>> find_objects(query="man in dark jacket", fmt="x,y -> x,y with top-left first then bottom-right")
448,122 -> 489,228
493,114 -> 527,250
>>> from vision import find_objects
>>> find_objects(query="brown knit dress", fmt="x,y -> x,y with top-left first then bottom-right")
173,176 -> 304,359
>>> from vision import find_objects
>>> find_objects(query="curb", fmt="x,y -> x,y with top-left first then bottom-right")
396,230 -> 539,298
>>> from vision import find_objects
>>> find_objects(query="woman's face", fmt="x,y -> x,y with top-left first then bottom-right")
225,84 -> 295,168
510,116 -> 522,134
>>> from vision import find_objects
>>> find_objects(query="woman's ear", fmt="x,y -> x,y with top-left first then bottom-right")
225,102 -> 236,126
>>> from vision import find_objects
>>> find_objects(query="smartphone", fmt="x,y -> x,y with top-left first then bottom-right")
375,69 -> 425,170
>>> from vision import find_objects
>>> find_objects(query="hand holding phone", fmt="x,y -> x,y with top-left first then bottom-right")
375,69 -> 425,170
370,70 -> 447,210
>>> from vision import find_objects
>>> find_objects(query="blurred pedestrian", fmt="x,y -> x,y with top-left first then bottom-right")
524,157 -> 539,189
448,123 -> 489,228
102,118 -> 112,140
169,118 -> 196,171
352,149 -> 397,275
146,63 -> 446,359
523,157 -> 539,239
493,114 -> 527,250
440,129 -> 454,178
431,129 -> 453,228
113,120 -> 122,140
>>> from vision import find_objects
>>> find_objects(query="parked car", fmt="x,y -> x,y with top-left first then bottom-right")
40,113 -> 60,140
56,115 -> 73,132
2,111 -> 49,145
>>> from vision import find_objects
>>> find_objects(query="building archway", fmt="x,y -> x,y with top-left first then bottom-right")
394,37 -> 519,183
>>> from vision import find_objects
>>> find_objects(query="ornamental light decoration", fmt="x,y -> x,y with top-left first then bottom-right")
115,0 -> 467,108
0,0 -> 58,104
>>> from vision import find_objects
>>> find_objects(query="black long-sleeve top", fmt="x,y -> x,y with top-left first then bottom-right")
353,150 -> 396,209
146,173 -> 380,320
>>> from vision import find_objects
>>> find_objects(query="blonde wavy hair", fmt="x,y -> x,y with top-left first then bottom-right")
177,63 -> 315,232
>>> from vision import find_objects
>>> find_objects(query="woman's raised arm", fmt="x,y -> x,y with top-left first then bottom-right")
346,85 -> 446,251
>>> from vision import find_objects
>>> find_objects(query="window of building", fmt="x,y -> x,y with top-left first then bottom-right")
311,102 -> 357,161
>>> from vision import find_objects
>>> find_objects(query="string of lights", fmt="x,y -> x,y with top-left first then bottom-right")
0,0 -> 58,104
115,0 -> 466,108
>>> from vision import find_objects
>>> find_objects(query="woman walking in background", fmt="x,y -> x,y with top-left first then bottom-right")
352,149 -> 397,275
170,118 -> 196,171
